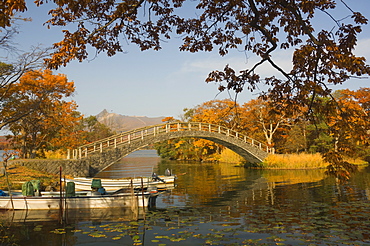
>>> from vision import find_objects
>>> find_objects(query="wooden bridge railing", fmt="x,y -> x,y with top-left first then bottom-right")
68,122 -> 273,159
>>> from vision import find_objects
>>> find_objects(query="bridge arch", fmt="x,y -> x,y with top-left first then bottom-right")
69,122 -> 272,172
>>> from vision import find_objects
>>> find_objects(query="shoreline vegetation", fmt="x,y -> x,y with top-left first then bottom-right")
218,149 -> 368,169
0,164 -> 59,191
259,153 -> 368,169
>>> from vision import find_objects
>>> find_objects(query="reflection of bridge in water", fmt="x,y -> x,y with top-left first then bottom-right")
70,122 -> 272,164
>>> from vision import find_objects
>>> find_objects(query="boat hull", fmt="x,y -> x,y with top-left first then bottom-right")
0,193 -> 148,210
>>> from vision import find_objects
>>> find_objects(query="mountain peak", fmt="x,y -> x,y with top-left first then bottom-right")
97,109 -> 109,116
96,110 -> 164,132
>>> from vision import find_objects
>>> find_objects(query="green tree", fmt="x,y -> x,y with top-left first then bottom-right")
80,115 -> 116,143
281,123 -> 308,153
306,122 -> 333,153
155,140 -> 178,160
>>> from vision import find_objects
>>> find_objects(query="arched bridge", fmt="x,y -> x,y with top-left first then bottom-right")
69,122 -> 272,164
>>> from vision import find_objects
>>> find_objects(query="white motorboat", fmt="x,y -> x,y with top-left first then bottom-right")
0,192 -> 149,210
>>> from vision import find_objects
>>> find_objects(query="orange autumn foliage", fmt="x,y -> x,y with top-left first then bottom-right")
3,69 -> 84,158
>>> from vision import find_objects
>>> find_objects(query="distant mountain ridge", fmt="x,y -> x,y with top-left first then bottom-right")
96,109 -> 164,133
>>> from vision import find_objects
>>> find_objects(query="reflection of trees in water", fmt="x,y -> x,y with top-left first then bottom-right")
0,162 -> 369,246
157,160 -> 256,205
157,159 -> 370,209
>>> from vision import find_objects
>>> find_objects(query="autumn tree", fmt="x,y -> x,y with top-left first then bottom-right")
192,99 -> 241,154
181,100 -> 241,160
161,117 -> 176,123
191,99 -> 241,128
240,98 -> 289,149
44,102 -> 84,154
3,69 -> 81,158
155,116 -> 210,160
329,88 -> 370,157
155,137 -> 217,161
2,0 -> 369,178
155,100 -> 239,161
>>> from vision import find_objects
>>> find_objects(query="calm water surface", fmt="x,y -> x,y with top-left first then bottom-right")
1,150 -> 370,245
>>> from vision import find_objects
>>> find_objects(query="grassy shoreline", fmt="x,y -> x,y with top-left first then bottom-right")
256,153 -> 368,169
0,164 -> 59,191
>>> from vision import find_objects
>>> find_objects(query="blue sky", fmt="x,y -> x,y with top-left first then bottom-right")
10,1 -> 370,118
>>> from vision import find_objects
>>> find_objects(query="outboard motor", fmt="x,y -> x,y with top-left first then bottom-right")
152,172 -> 166,183
165,168 -> 171,176
152,172 -> 157,181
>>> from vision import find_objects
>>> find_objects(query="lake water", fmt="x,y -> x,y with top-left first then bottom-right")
1,149 -> 370,245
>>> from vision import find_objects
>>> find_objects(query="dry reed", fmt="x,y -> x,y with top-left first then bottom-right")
262,153 -> 329,169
